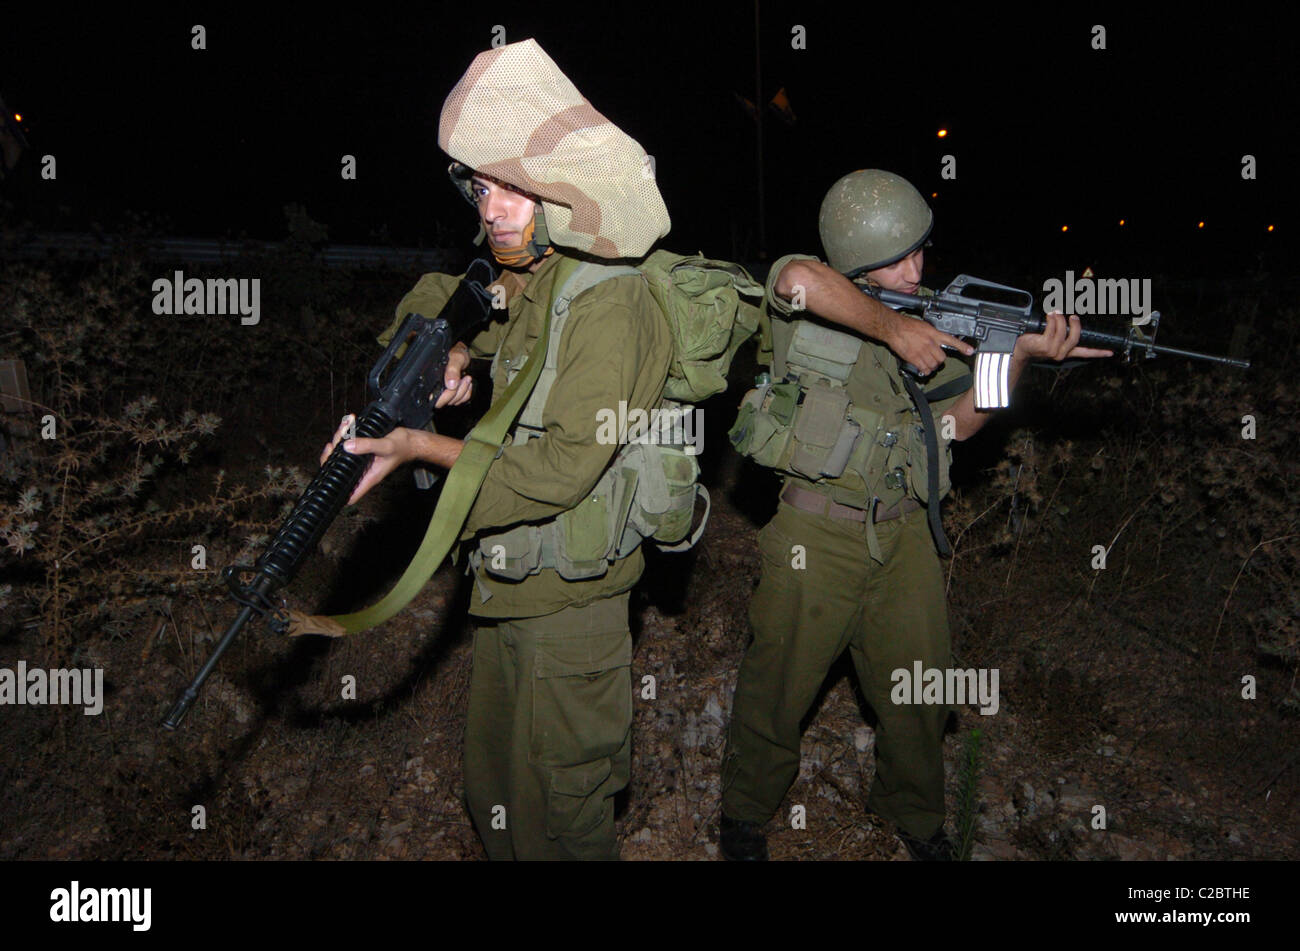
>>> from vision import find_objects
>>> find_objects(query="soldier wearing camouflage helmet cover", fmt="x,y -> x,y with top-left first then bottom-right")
321,39 -> 674,860
719,169 -> 1107,861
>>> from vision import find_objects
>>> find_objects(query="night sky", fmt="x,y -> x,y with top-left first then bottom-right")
4,6 -> 1296,277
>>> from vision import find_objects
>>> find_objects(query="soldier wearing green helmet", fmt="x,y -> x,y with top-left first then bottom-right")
720,169 -> 1108,861
818,169 -> 935,277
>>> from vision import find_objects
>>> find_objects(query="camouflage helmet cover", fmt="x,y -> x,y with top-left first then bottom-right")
439,38 -> 670,260
818,169 -> 933,276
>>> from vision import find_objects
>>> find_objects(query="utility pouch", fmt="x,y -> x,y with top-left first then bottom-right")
785,321 -> 863,383
620,442 -> 708,553
789,385 -> 856,479
551,468 -> 620,579
822,417 -> 862,478
906,423 -> 954,505
474,522 -> 544,581
728,381 -> 799,470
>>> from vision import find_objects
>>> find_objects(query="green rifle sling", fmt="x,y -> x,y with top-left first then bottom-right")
324,256 -> 579,634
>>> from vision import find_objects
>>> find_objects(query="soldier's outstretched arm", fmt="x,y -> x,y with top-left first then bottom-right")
943,312 -> 1112,441
772,258 -> 973,374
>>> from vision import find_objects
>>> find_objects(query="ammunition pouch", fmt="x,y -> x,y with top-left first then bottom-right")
472,409 -> 709,583
729,317 -> 954,510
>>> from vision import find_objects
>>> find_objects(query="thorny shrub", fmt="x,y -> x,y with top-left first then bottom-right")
0,206 -> 416,665
0,256 -> 317,664
941,313 -> 1299,713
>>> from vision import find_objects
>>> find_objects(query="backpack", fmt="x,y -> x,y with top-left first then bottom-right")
638,250 -> 767,403
471,251 -> 766,584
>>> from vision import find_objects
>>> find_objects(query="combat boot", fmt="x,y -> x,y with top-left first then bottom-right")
898,826 -> 956,861
719,815 -> 769,861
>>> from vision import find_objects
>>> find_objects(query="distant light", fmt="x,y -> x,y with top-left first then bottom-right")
1198,221 -> 1205,229
1118,219 -> 1125,226
1268,224 -> 1275,232
1061,225 -> 1069,232
13,113 -> 21,122
937,129 -> 948,138
931,192 -> 937,198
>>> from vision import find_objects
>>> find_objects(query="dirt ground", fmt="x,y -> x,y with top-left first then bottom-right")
3,391 -> 1297,863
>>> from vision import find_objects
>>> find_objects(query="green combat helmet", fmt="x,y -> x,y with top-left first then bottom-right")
818,169 -> 933,277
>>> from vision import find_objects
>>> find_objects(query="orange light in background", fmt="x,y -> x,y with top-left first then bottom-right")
13,114 -> 21,122
1061,225 -> 1069,232
1198,221 -> 1205,229
1119,219 -> 1125,226
931,192 -> 937,198
937,129 -> 948,138
1268,225 -> 1275,232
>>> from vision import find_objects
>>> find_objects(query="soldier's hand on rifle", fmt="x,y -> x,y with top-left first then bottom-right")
318,416 -> 416,504
319,415 -> 465,504
773,259 -> 973,376
1014,311 -> 1113,362
885,315 -> 974,376
435,342 -> 474,409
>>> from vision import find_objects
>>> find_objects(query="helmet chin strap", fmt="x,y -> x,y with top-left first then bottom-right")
489,208 -> 554,268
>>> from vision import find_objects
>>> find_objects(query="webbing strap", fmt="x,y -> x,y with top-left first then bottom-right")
299,258 -> 580,636
901,373 -> 952,558
923,374 -> 972,403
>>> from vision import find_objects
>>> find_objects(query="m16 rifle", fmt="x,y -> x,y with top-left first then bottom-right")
867,275 -> 1250,410
161,259 -> 498,729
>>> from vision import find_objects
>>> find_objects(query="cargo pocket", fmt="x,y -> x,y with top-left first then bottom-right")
531,628 -> 632,768
546,758 -> 613,840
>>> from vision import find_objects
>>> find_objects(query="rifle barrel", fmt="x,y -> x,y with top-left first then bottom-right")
162,601 -> 258,729
1141,341 -> 1249,368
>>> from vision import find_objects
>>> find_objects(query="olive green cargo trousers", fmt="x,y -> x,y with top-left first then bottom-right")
722,501 -> 952,840
464,593 -> 632,860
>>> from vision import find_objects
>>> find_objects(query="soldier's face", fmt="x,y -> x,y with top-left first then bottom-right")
867,249 -> 924,294
471,176 -> 541,250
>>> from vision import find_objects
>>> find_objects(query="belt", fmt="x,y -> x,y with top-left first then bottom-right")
780,483 -> 921,524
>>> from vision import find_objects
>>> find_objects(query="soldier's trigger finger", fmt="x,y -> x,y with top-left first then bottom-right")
939,332 -> 973,356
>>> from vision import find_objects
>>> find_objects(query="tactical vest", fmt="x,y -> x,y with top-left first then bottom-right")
469,263 -> 709,583
728,310 -> 963,558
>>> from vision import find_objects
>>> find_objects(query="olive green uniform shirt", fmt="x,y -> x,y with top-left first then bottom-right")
387,252 -> 673,619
